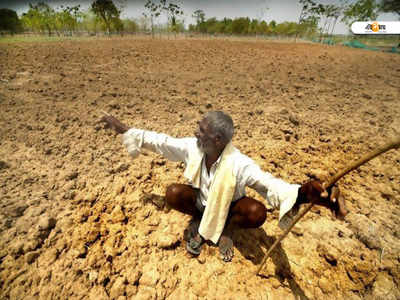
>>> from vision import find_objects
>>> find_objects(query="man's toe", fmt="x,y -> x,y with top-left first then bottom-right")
222,248 -> 234,262
219,236 -> 234,262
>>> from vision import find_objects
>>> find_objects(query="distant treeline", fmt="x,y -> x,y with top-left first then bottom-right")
0,0 -> 399,39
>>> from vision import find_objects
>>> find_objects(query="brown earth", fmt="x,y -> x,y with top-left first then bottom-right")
0,36 -> 399,300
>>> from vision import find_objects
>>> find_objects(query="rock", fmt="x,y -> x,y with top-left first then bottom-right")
23,240 -> 40,253
89,286 -> 108,300
25,250 -> 40,264
369,273 -> 399,300
73,243 -> 87,259
110,277 -> 126,299
38,216 -> 56,231
125,269 -> 142,284
65,170 -> 78,180
318,277 -> 332,293
0,249 -> 7,259
139,265 -> 160,287
317,244 -> 338,266
289,115 -> 300,126
103,237 -> 118,258
8,204 -> 28,218
280,109 -> 289,115
270,277 -> 282,289
111,205 -> 126,223
348,214 -> 381,249
156,234 -> 179,249
125,285 -> 138,298
115,163 -> 129,173
10,240 -> 24,257
196,252 -> 206,264
0,160 -> 9,169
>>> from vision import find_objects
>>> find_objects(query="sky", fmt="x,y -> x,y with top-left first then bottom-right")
0,0 -> 398,34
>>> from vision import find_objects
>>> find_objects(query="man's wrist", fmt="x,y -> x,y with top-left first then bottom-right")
296,186 -> 308,205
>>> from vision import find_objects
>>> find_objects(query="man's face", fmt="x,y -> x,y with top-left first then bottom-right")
195,118 -> 217,153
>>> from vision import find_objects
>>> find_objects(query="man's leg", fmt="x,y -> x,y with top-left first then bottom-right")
219,197 -> 267,262
165,184 -> 203,246
165,183 -> 200,218
229,197 -> 267,228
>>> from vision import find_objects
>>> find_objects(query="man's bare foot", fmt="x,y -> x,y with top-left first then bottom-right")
187,233 -> 203,256
218,235 -> 234,262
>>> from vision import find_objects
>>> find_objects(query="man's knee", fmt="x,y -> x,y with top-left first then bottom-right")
165,184 -> 182,207
248,201 -> 267,228
232,198 -> 267,228
165,184 -> 196,207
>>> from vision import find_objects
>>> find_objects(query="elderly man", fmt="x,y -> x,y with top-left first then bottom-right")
101,111 -> 348,262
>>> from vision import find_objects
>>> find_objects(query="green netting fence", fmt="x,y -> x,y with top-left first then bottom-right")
342,40 -> 379,51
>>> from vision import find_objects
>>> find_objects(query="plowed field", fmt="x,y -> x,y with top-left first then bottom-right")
0,37 -> 399,299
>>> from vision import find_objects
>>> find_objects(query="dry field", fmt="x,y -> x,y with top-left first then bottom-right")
0,37 -> 399,299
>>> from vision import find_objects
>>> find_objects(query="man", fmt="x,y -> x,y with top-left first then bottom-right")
101,111 -> 348,262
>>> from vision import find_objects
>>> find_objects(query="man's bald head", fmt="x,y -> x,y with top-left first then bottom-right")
202,111 -> 234,144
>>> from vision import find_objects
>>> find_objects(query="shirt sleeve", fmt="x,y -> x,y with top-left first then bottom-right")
242,162 -> 300,228
122,128 -> 191,163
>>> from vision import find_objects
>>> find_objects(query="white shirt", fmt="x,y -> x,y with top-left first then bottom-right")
122,128 -> 300,224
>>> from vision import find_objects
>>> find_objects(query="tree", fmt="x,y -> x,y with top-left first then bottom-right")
79,10 -> 102,35
319,4 -> 341,41
296,0 -> 320,41
122,18 -> 138,33
380,0 -> 400,16
193,9 -> 205,26
192,9 -> 206,33
269,20 -> 277,35
342,0 -> 380,26
54,5 -> 81,36
91,0 -> 121,34
144,0 -> 183,37
0,8 -> 22,34
21,2 -> 56,36
231,17 -> 250,35
144,0 -> 161,37
161,1 -> 183,36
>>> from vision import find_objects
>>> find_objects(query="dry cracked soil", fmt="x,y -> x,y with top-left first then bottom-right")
0,36 -> 399,299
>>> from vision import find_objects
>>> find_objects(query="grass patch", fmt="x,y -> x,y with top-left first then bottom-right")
0,34 -> 101,44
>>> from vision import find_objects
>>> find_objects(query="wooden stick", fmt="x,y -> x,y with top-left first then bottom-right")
256,136 -> 400,276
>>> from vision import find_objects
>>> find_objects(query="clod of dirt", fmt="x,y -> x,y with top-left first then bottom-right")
0,160 -> 9,169
25,250 -> 40,264
38,216 -> 56,231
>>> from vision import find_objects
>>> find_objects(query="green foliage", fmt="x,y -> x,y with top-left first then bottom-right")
232,17 -> 250,35
80,10 -> 102,34
122,18 -> 138,33
21,2 -> 56,36
192,9 -> 205,27
20,2 -> 83,36
91,0 -> 122,34
0,8 -> 22,34
380,0 -> 400,16
342,0 -> 380,25
187,15 -> 320,38
144,0 -> 183,36
54,5 -> 82,35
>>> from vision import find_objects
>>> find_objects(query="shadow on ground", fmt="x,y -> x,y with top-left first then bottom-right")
234,227 -> 309,300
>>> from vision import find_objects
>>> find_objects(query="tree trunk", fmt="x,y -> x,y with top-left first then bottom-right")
330,17 -> 338,40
